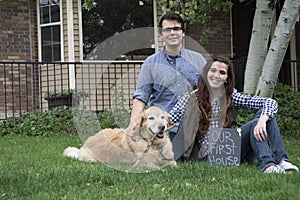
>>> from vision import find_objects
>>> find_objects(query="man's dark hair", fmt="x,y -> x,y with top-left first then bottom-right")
158,12 -> 185,32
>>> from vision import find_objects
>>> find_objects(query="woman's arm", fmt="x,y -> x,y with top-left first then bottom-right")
232,90 -> 278,118
169,94 -> 190,124
232,90 -> 278,141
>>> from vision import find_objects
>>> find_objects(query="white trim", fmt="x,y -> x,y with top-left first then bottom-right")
36,0 -> 63,62
59,0 -> 64,62
78,0 -> 83,61
36,0 -> 41,62
66,0 -> 75,62
66,0 -> 75,89
40,21 -> 61,27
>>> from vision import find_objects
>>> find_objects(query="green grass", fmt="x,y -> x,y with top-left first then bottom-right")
1,135 -> 300,200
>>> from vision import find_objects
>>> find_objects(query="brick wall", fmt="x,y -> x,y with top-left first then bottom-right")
0,0 -> 38,62
0,0 -> 39,115
188,11 -> 232,58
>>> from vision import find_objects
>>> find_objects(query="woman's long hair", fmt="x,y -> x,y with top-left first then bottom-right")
194,55 -> 235,135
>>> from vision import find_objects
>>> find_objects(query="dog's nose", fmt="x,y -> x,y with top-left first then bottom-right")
158,125 -> 165,132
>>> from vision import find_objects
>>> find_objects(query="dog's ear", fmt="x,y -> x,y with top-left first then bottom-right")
136,111 -> 146,127
162,111 -> 171,128
167,115 -> 172,128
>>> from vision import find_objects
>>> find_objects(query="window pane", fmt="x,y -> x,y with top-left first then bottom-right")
41,26 -> 61,61
52,25 -> 60,42
51,5 -> 60,22
39,0 -> 49,6
40,7 -> 50,24
42,27 -> 51,45
42,45 -> 52,62
53,44 -> 61,61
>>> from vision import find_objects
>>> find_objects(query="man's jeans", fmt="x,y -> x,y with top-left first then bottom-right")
240,109 -> 288,170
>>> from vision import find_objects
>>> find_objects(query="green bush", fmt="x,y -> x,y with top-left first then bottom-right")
0,107 -> 77,136
44,89 -> 89,98
1,83 -> 299,137
273,83 -> 300,137
0,106 -> 125,137
236,83 -> 300,137
236,109 -> 255,128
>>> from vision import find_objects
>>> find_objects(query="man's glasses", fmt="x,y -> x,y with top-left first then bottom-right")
161,27 -> 183,33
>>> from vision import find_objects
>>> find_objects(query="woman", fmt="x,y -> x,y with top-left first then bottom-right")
170,55 -> 298,173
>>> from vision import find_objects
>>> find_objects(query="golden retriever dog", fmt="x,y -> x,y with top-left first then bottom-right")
63,106 -> 176,169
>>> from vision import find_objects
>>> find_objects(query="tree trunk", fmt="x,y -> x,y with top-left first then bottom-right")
243,0 -> 276,94
256,0 -> 300,97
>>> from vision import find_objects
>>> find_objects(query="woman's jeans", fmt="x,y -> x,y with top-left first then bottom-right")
240,109 -> 288,170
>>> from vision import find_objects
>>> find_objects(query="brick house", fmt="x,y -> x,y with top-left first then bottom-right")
0,0 -> 299,118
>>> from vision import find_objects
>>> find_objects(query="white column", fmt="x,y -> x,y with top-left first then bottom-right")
67,0 -> 75,89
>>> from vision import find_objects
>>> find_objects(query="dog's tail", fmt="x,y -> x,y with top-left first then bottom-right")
63,146 -> 79,159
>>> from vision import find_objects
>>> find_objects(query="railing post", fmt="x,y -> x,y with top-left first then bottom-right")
69,64 -> 76,89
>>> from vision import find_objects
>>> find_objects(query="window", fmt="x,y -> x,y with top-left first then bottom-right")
39,0 -> 61,61
82,0 -> 154,60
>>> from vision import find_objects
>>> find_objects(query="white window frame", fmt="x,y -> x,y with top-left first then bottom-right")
37,0 -> 64,62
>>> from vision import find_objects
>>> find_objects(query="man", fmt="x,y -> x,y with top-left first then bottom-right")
131,12 -> 207,138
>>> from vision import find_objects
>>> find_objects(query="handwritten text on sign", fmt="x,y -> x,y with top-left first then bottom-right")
207,128 -> 241,167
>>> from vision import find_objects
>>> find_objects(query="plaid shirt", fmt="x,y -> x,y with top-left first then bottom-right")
170,90 -> 278,124
169,90 -> 278,158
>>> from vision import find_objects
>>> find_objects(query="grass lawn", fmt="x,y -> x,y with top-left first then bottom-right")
0,135 -> 299,200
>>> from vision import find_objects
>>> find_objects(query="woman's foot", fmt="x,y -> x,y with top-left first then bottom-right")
264,165 -> 285,174
279,160 -> 299,172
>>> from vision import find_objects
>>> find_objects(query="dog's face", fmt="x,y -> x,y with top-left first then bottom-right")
136,106 -> 171,141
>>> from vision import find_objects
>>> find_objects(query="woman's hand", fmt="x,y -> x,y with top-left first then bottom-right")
253,115 -> 269,141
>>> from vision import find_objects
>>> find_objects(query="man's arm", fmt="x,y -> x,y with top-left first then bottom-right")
130,98 -> 146,124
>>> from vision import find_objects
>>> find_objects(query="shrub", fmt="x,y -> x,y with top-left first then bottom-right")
96,109 -> 119,129
236,83 -> 300,137
44,89 -> 89,98
273,83 -> 300,137
1,83 -> 299,137
0,106 -> 125,137
0,107 -> 77,136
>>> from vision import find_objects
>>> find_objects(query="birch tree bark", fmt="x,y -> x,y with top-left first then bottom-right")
243,0 -> 276,94
256,0 -> 300,97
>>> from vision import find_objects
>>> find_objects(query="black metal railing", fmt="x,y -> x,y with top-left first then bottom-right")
0,61 -> 142,121
0,59 -> 299,121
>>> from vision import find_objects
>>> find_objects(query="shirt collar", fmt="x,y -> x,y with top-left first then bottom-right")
162,47 -> 184,57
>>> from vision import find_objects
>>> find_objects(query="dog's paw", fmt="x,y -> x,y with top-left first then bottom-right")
169,160 -> 177,167
63,147 -> 79,159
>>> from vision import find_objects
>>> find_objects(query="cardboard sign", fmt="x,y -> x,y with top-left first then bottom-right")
207,128 -> 241,167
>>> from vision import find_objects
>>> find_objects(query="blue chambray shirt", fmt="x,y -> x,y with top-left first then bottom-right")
133,48 -> 207,114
